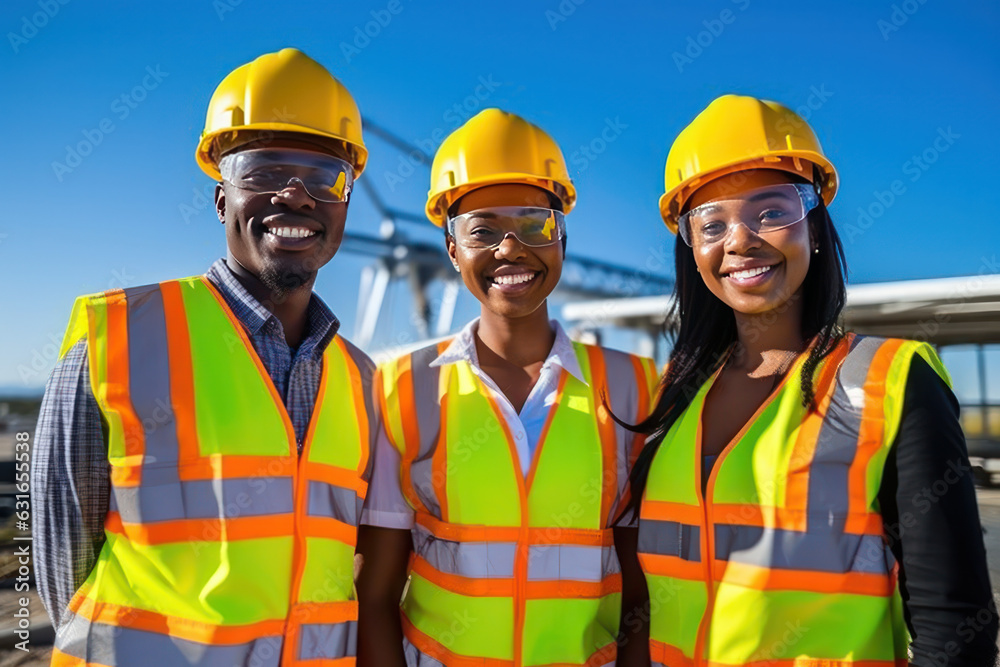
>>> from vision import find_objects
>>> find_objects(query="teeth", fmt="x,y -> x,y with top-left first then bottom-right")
268,227 -> 316,238
492,273 -> 535,286
729,265 -> 773,280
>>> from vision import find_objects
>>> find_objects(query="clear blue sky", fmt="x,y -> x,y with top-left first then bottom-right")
2,0 -> 999,392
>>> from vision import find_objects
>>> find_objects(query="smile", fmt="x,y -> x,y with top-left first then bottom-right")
490,272 -> 538,286
727,265 -> 774,280
266,226 -> 317,238
722,264 -> 778,287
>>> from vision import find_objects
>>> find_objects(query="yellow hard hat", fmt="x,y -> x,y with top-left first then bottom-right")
426,108 -> 576,226
659,94 -> 838,233
196,48 -> 367,180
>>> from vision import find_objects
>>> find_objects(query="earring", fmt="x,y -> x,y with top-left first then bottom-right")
813,247 -> 819,254
452,262 -> 461,272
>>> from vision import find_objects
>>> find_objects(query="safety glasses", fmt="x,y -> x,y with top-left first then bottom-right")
678,183 -> 820,247
218,148 -> 354,203
448,207 -> 566,250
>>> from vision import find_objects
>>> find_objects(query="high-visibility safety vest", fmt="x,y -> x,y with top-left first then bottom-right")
49,276 -> 374,667
378,339 -> 657,667
637,334 -> 951,667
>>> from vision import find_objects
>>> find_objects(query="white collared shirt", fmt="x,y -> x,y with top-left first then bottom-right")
431,318 -> 587,473
361,318 -> 641,530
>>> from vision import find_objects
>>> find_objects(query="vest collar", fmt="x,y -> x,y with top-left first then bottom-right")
430,317 -> 588,386
204,258 -> 340,345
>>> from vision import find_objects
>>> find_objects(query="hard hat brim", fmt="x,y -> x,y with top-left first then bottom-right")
426,172 -> 577,227
197,122 -> 369,181
659,151 -> 838,234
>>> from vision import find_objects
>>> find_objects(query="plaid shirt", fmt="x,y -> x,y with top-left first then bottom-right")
31,259 -> 340,629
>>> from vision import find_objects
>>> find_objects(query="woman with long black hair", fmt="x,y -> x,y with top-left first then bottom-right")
621,95 -> 996,667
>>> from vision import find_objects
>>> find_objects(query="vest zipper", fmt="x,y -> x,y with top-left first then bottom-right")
200,276 -> 326,662
693,425 -> 714,667
691,365 -> 724,667
692,352 -> 806,666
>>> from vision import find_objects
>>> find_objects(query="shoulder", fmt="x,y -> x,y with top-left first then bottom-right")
575,342 -> 653,369
374,339 -> 454,398
60,278 -> 200,354
840,334 -> 950,389
379,339 -> 453,374
334,335 -> 375,376
581,343 -> 656,382
839,334 -> 953,443
71,278 -> 205,311
577,343 -> 658,409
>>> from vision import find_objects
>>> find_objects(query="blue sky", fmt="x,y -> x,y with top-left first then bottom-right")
1,0 -> 999,392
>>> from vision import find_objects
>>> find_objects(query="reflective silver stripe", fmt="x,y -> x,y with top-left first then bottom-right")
407,344 -> 444,517
124,284 -> 180,474
113,477 -> 295,523
340,336 -> 378,460
714,524 -> 892,575
412,523 -> 516,577
116,283 -> 299,526
602,348 -> 642,523
404,637 -> 613,666
307,481 -> 362,525
55,612 -> 282,666
116,284 -> 183,524
526,544 -> 620,582
297,621 -> 358,661
807,335 -> 884,518
637,518 -> 702,562
602,348 -> 638,421
637,336 -> 899,581
413,525 -> 620,582
403,638 -> 446,666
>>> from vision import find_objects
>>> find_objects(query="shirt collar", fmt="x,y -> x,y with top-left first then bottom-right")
430,317 -> 587,386
203,258 -> 340,345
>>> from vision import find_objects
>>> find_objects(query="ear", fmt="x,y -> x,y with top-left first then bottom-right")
215,183 -> 226,225
445,234 -> 460,272
808,218 -> 819,253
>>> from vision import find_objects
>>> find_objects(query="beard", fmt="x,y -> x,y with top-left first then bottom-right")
257,261 -> 311,301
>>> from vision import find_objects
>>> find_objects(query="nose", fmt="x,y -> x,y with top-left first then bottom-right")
270,178 -> 316,209
494,232 -> 528,260
723,219 -> 762,254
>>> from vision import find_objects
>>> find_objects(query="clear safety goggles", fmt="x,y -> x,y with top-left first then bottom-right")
218,148 -> 354,203
679,183 -> 820,247
447,207 -> 566,249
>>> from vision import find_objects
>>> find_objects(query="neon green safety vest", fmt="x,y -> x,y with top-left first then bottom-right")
638,334 -> 951,667
50,276 -> 375,667
379,339 -> 657,666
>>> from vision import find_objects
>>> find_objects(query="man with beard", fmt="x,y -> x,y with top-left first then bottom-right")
32,48 -> 377,666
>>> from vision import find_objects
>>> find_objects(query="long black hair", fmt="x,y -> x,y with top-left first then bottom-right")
621,197 -> 849,520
